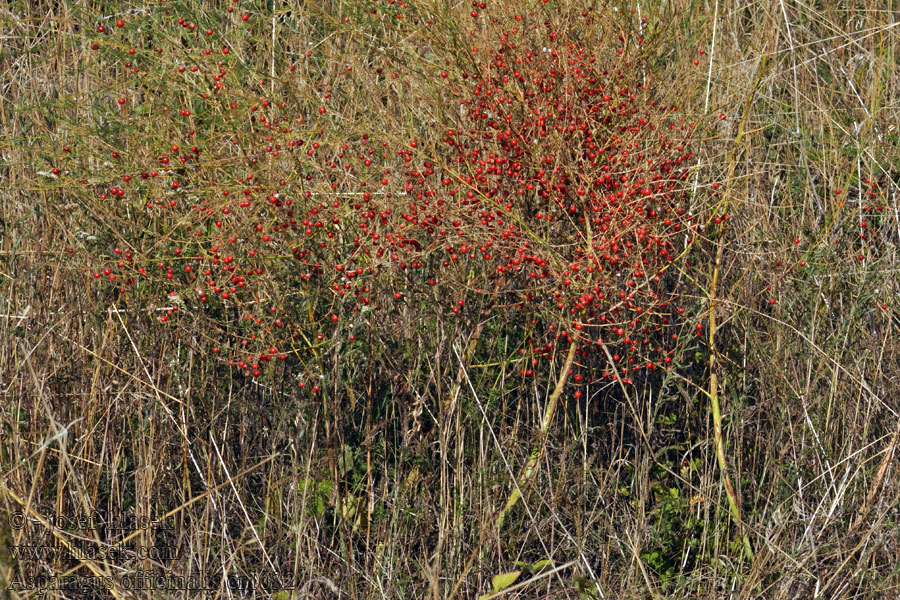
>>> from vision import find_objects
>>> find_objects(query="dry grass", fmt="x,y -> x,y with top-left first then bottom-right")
1,0 -> 898,599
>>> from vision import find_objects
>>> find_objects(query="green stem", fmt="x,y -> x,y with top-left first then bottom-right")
708,236 -> 753,564
496,334 -> 579,530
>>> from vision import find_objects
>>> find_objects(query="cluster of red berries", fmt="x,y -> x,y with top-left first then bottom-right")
71,1 -> 894,394
69,2 -> 712,391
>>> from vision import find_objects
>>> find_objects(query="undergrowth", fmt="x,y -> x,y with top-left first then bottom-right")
1,0 -> 898,598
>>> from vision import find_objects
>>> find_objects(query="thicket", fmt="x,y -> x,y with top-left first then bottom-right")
1,0 -> 898,598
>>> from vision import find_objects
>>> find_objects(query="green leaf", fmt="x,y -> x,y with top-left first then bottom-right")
573,575 -> 601,599
491,570 -> 521,592
530,559 -> 552,572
